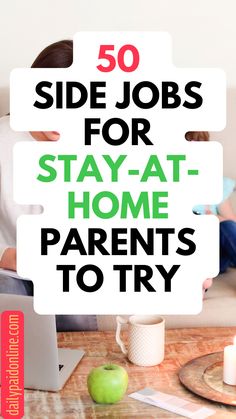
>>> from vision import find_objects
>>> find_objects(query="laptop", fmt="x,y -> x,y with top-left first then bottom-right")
0,293 -> 85,391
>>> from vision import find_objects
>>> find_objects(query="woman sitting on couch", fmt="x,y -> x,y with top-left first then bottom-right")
186,130 -> 236,275
0,39 -> 97,331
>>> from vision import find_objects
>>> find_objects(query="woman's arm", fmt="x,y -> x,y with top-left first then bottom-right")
0,247 -> 16,271
218,198 -> 236,221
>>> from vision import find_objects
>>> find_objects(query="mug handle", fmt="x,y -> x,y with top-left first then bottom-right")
115,316 -> 128,355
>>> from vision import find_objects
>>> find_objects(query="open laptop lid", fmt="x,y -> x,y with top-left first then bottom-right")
0,294 -> 60,390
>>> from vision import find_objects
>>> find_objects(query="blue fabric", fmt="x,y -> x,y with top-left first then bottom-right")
56,314 -> 98,332
0,274 -> 98,331
0,274 -> 32,295
193,177 -> 235,215
220,220 -> 236,273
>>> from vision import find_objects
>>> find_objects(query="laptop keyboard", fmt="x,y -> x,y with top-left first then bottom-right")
59,364 -> 64,371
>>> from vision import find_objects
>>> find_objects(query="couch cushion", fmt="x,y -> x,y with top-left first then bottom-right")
96,269 -> 236,330
164,269 -> 236,328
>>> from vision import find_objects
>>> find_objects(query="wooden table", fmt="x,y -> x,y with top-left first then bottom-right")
24,328 -> 236,418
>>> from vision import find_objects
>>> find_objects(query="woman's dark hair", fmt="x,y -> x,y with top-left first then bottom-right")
31,40 -> 73,68
185,131 -> 210,142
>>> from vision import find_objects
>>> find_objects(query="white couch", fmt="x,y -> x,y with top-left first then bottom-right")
97,269 -> 236,330
97,191 -> 236,330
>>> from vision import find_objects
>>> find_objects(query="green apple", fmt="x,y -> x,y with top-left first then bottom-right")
87,364 -> 128,404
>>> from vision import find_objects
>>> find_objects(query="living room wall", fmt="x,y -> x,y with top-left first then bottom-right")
0,0 -> 235,178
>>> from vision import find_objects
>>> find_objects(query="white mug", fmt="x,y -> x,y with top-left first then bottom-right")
116,315 -> 165,367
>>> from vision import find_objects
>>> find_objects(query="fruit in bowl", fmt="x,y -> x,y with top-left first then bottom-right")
87,364 -> 128,404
